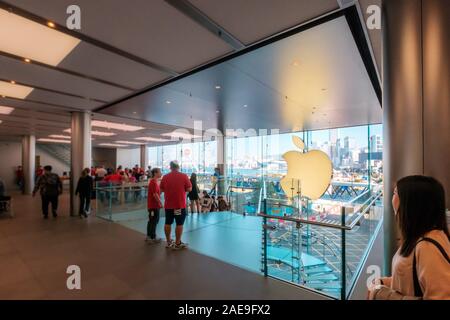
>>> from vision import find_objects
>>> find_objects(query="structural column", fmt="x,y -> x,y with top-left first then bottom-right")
21,135 -> 35,194
382,0 -> 450,274
216,134 -> 226,195
140,144 -> 148,169
70,112 -> 91,216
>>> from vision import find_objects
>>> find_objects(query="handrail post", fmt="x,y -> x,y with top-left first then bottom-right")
341,206 -> 346,300
263,198 -> 268,277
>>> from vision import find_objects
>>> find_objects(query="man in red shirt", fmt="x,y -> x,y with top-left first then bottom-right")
146,168 -> 162,243
160,161 -> 192,250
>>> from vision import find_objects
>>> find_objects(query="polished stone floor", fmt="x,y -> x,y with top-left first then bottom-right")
0,192 -> 326,300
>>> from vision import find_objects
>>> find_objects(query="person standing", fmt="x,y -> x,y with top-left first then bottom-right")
32,165 -> 62,219
75,168 -> 93,218
160,161 -> 192,250
16,165 -> 24,193
368,176 -> 450,299
95,166 -> 107,180
146,168 -> 163,243
188,173 -> 200,214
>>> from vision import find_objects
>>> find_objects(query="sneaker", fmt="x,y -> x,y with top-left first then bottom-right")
172,242 -> 188,250
146,238 -> 162,244
145,237 -> 152,242
165,240 -> 174,248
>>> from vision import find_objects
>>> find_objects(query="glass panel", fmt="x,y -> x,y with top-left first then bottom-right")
262,198 -> 344,299
95,180 -> 149,222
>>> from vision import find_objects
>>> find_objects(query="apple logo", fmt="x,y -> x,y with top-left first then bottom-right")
280,136 -> 332,200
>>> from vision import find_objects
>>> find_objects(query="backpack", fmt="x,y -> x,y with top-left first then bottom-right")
412,237 -> 450,297
43,173 -> 60,196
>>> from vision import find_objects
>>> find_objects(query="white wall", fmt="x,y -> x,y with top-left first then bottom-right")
0,141 -> 70,191
0,142 -> 22,191
36,146 -> 70,176
116,147 -> 140,169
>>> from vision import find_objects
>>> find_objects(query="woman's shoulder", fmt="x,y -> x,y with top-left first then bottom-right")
416,230 -> 450,257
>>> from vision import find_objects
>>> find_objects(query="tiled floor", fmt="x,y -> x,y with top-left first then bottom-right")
0,192 -> 327,300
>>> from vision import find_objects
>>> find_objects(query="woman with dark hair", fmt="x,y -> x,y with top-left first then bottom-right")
188,173 -> 200,214
368,175 -> 450,300
75,168 -> 93,218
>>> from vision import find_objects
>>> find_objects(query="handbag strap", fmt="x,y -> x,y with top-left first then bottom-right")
412,237 -> 450,297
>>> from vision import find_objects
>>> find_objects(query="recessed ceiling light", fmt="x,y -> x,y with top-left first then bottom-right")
116,140 -> 144,145
0,80 -> 33,99
0,106 -> 14,114
243,104 -> 248,108
98,143 -> 128,148
166,100 -> 171,104
135,137 -> 172,142
92,120 -> 144,132
49,134 -> 71,139
38,138 -> 71,144
64,128 -> 117,136
161,131 -> 202,140
0,9 -> 80,66
215,85 -> 221,89
24,58 -> 31,63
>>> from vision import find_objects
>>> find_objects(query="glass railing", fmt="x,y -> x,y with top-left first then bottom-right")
259,184 -> 383,300
94,176 -> 383,300
95,181 -> 149,221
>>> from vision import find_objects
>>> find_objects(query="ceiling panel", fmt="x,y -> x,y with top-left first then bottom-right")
100,14 -> 381,134
0,96 -> 75,113
189,0 -> 339,45
0,54 -> 131,103
58,42 -> 171,90
26,88 -> 102,109
6,0 -> 233,73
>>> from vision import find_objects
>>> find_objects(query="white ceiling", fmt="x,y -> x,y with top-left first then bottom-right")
0,0 -> 381,147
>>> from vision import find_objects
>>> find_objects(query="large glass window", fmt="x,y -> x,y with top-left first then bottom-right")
147,140 -> 217,175
226,124 -> 383,200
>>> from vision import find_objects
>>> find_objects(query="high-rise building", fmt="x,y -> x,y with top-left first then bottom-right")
370,135 -> 383,152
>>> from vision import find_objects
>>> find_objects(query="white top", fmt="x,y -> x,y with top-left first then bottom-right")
389,230 -> 450,299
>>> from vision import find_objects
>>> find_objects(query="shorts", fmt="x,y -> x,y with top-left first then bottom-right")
165,208 -> 187,226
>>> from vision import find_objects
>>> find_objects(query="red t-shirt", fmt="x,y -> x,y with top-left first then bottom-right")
104,173 -> 122,183
160,171 -> 192,209
147,178 -> 161,209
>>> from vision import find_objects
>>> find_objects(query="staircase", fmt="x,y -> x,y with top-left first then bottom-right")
37,143 -> 71,167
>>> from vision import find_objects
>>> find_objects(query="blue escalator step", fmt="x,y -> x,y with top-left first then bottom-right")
308,282 -> 342,290
306,273 -> 338,282
266,247 -> 326,269
304,266 -> 333,275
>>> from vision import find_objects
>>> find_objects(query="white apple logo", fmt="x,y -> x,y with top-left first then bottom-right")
280,136 -> 332,200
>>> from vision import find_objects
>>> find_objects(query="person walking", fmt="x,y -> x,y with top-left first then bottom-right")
160,161 -> 192,250
146,168 -> 163,243
32,165 -> 62,219
75,168 -> 93,218
188,173 -> 200,214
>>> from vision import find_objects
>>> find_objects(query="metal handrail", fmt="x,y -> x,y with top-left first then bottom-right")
258,191 -> 383,231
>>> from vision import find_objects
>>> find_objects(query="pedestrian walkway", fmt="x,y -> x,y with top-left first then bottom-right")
0,192 -> 327,300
